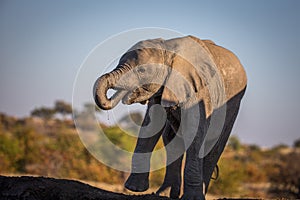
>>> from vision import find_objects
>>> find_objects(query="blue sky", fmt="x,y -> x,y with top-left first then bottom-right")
0,0 -> 299,147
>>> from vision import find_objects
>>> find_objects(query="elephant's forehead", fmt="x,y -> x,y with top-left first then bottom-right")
120,51 -> 158,67
129,39 -> 163,51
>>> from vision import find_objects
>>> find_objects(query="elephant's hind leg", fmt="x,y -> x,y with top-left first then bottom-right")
203,89 -> 246,193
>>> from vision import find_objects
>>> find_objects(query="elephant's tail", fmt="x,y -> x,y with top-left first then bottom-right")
211,165 -> 219,180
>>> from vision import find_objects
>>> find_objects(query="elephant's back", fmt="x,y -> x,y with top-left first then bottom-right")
202,40 -> 247,101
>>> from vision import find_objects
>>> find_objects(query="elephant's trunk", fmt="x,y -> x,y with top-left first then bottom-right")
93,70 -> 127,110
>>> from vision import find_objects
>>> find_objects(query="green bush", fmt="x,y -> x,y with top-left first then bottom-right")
0,132 -> 22,172
209,157 -> 246,196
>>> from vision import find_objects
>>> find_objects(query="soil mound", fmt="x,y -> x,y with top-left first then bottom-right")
0,176 -> 170,200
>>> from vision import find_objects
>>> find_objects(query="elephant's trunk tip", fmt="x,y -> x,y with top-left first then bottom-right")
93,73 -> 127,110
93,76 -> 112,110
94,94 -> 112,110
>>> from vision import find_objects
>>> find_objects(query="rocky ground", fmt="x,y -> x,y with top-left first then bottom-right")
0,176 -> 171,200
0,175 -> 265,200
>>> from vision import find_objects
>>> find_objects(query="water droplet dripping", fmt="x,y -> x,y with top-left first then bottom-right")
107,111 -> 110,121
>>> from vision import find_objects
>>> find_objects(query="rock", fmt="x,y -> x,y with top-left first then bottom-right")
0,176 -> 170,200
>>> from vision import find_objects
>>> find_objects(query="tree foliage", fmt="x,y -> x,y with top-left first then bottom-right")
270,151 -> 300,198
54,100 -> 72,117
31,107 -> 55,120
294,138 -> 300,148
228,135 -> 242,151
31,101 -> 74,120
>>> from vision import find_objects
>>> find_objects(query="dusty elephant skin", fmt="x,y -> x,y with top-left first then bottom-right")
94,36 -> 247,200
0,176 -> 171,200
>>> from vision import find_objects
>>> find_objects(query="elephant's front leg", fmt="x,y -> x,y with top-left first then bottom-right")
125,131 -> 163,192
156,121 -> 184,199
125,99 -> 166,192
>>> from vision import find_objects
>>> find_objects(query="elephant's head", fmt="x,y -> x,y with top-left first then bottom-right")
94,36 -> 212,110
94,39 -> 167,110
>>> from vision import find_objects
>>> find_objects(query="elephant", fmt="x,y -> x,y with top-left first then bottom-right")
93,35 -> 247,200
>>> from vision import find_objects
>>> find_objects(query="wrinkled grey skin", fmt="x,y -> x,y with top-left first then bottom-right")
94,36 -> 247,200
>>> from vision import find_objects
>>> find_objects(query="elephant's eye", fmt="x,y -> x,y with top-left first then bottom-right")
137,67 -> 146,74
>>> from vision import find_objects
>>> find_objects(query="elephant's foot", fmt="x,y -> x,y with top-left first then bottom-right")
181,193 -> 205,200
156,174 -> 181,199
181,186 -> 205,200
125,173 -> 149,192
156,182 -> 180,199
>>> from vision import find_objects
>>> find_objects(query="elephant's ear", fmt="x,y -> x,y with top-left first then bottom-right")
161,54 -> 205,108
160,36 -> 224,110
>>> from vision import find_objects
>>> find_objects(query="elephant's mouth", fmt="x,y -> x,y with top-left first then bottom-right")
94,73 -> 153,110
121,88 -> 152,105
